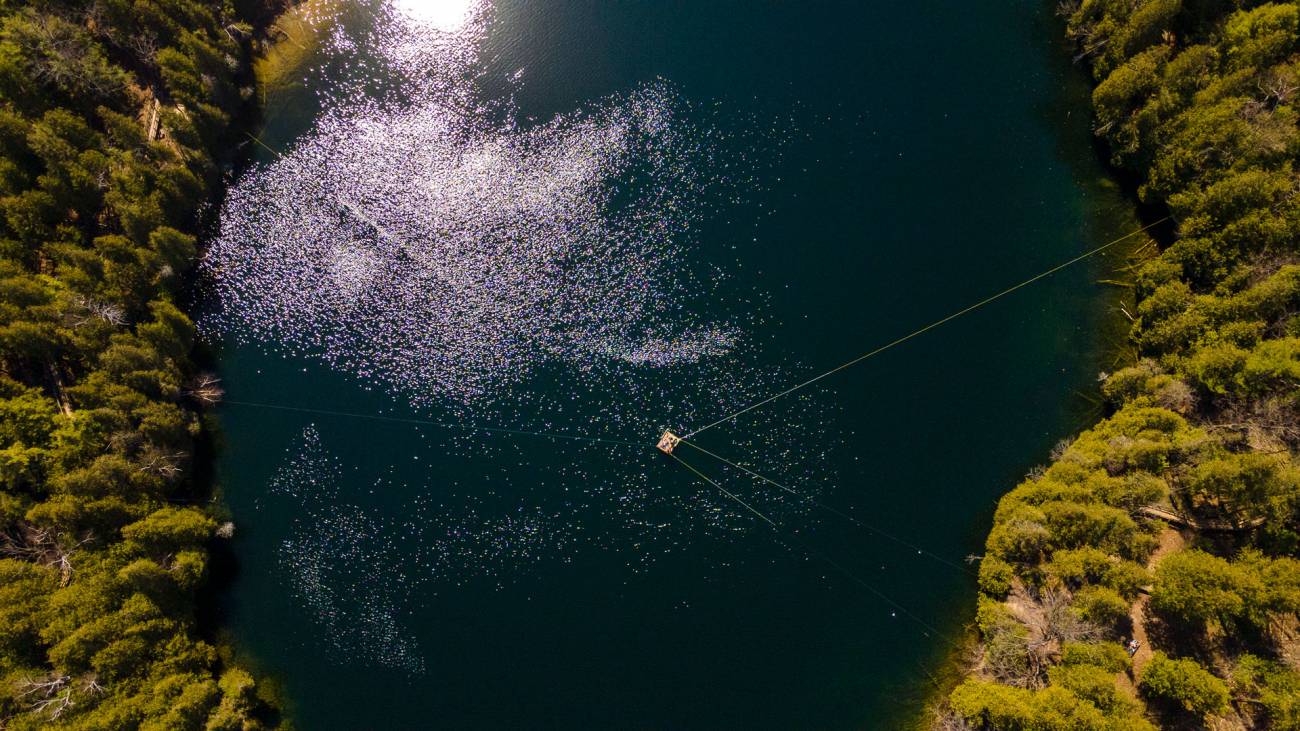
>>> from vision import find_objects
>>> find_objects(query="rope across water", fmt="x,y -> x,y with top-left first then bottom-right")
667,451 -> 951,640
677,437 -> 977,576
222,399 -> 645,447
682,216 -> 1170,438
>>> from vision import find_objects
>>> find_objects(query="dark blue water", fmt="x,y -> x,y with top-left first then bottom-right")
212,1 -> 1138,728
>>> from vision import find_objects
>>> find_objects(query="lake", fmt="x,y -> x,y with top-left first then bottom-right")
205,1 -> 1138,728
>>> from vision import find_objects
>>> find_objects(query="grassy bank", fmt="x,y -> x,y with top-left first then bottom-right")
935,2 -> 1300,729
0,0 -> 289,727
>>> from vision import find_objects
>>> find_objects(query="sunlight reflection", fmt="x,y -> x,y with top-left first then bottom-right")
391,0 -> 477,31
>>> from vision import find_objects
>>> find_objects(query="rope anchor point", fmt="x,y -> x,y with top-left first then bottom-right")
655,431 -> 682,454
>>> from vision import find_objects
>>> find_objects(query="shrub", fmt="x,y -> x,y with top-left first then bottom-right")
949,678 -> 1156,730
1150,549 -> 1250,629
1060,641 -> 1130,673
1049,661 -> 1136,715
978,556 -> 1014,598
1234,654 -> 1300,730
1140,652 -> 1230,717
1071,585 -> 1130,628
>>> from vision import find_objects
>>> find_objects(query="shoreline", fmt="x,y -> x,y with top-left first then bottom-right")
0,0 -> 293,726
201,2 -> 1194,729
934,3 -> 1300,728
907,8 -> 1159,726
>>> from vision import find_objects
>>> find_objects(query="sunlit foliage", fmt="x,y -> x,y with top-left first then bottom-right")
946,1 -> 1300,728
0,0 -> 283,727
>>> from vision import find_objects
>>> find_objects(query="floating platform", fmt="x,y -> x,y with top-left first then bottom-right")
656,431 -> 681,454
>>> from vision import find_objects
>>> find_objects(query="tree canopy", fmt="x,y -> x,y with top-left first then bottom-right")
944,2 -> 1300,728
0,0 -> 284,727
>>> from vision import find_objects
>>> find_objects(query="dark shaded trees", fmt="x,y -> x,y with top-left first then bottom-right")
0,0 -> 284,727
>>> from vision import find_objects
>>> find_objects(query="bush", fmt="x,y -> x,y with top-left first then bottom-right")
978,556 -> 1014,598
1152,548 -> 1300,631
1188,452 -> 1292,522
1049,662 -> 1136,715
1046,548 -> 1149,599
1234,654 -> 1300,730
949,678 -> 1154,731
1140,652 -> 1230,717
1150,549 -> 1250,629
1060,641 -> 1130,673
1071,585 -> 1130,628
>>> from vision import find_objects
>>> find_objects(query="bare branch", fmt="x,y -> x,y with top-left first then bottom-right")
17,674 -> 69,700
184,373 -> 225,405
136,450 -> 186,479
66,294 -> 125,329
30,688 -> 74,718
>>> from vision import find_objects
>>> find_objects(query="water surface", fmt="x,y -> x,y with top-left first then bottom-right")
209,2 -> 1137,728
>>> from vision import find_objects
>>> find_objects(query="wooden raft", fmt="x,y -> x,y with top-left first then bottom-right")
656,431 -> 681,454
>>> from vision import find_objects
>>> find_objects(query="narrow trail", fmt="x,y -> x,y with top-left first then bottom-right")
1122,526 -> 1259,731
1122,527 -> 1185,695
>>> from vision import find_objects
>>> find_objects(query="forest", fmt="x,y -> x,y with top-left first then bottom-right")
937,1 -> 1300,729
5,0 -> 1300,727
0,0 -> 285,728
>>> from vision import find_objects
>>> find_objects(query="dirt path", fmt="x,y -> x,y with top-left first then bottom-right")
1126,528 -> 1186,684
1128,596 -> 1156,677
1124,528 -> 1260,731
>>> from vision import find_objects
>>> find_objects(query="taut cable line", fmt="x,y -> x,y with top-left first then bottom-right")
682,216 -> 1171,439
667,451 -> 779,527
222,399 -> 645,447
677,437 -> 976,576
667,451 -> 950,640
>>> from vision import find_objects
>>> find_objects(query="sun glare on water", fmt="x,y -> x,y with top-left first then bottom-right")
204,0 -> 828,673
391,0 -> 477,31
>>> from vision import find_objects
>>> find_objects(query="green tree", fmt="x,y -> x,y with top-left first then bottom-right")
1151,549 -> 1250,629
1139,652 -> 1230,718
1234,654 -> 1300,730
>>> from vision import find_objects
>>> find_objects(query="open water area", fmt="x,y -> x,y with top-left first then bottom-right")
205,1 -> 1141,727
